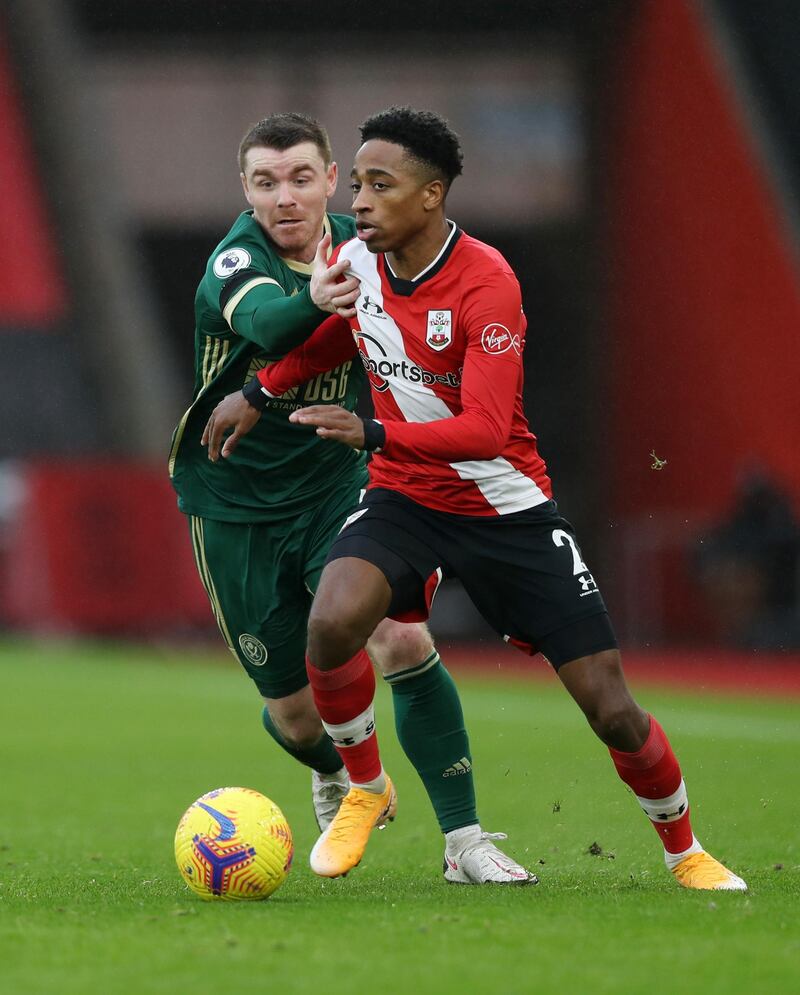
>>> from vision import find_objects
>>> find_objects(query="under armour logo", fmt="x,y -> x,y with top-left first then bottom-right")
359,295 -> 385,318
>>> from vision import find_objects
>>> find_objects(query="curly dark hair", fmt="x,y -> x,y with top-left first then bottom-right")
238,113 -> 332,172
359,106 -> 463,189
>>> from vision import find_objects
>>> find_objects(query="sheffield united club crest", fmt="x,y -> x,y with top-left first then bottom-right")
426,310 -> 452,351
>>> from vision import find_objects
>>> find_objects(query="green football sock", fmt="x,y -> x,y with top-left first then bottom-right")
260,705 -> 343,775
386,652 -> 478,833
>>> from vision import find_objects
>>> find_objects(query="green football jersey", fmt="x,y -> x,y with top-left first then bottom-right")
169,210 -> 366,522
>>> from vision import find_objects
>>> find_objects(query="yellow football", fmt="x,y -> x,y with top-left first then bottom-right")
174,787 -> 293,900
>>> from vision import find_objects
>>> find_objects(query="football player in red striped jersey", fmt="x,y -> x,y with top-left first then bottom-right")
206,107 -> 747,892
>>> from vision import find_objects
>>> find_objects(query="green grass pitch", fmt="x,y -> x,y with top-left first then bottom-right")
1,638 -> 798,994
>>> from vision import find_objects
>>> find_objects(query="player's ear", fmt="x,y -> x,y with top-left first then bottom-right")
422,178 -> 445,212
326,160 -> 338,199
241,172 -> 254,206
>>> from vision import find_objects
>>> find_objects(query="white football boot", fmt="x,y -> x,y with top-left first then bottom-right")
443,828 -> 538,885
311,768 -> 350,832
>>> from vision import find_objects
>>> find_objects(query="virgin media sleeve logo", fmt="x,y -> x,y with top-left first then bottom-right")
481,323 -> 521,355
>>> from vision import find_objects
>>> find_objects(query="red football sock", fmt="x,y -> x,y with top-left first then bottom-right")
306,650 -> 382,784
609,715 -> 695,854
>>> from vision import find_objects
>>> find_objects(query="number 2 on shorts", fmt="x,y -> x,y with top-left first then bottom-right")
552,529 -> 589,575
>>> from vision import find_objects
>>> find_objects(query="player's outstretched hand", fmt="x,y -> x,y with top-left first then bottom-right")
310,233 -> 360,318
289,405 -> 365,450
202,391 -> 262,462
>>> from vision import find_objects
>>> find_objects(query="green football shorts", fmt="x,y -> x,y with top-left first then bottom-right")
188,479 -> 365,699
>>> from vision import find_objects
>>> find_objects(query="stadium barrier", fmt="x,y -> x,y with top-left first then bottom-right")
2,462 -> 208,634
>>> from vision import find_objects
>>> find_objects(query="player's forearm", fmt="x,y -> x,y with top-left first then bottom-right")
257,315 -> 356,395
229,283 -> 327,355
380,352 -> 519,462
382,407 -> 510,462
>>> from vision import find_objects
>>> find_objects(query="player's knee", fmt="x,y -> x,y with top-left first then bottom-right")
583,685 -> 647,749
265,705 -> 324,750
587,698 -> 641,745
307,602 -> 362,664
567,649 -> 645,745
282,725 -> 325,751
369,620 -> 434,675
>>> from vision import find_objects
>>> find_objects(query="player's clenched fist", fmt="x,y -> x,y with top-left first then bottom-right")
289,405 -> 366,450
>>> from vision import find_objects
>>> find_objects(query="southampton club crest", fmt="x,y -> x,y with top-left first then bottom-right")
426,310 -> 452,351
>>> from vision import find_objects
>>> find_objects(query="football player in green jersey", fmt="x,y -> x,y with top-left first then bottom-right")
172,113 -> 533,882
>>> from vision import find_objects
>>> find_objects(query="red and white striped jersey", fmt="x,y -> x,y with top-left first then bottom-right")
262,224 -> 553,516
